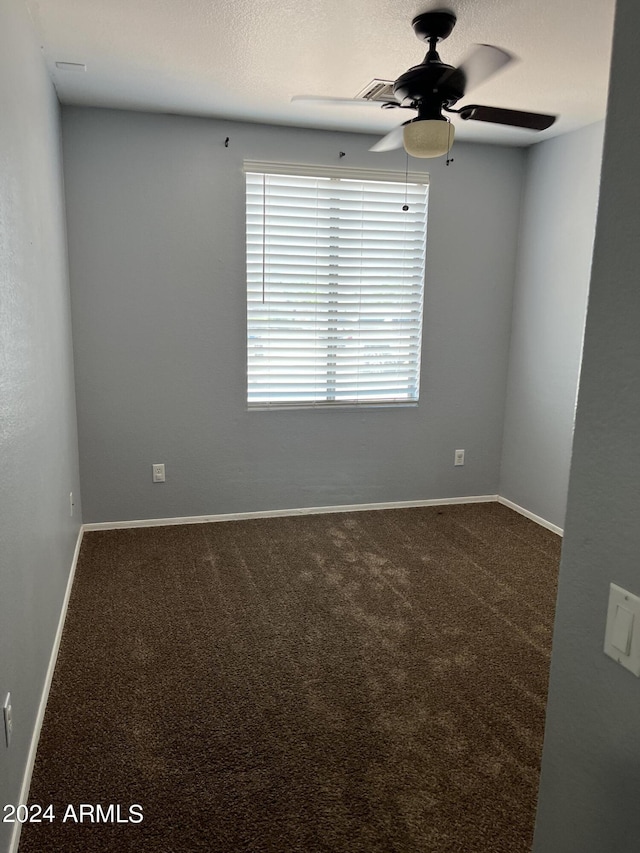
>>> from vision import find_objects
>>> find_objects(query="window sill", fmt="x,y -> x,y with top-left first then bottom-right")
247,402 -> 419,412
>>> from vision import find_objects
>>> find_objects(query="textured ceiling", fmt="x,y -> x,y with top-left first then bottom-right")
25,0 -> 616,146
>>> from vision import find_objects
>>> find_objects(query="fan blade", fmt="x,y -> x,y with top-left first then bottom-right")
292,95 -> 395,108
369,123 -> 408,153
439,44 -> 513,94
458,104 -> 556,131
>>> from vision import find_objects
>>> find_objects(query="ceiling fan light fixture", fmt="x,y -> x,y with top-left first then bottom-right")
403,119 -> 454,158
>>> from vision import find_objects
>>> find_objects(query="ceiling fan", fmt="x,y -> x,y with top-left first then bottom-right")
293,9 -> 556,158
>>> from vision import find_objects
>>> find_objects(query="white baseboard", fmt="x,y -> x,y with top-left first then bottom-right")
497,496 -> 563,536
82,494 -> 500,531
9,526 -> 84,853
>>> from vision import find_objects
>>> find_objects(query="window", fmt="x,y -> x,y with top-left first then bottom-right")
245,162 -> 428,409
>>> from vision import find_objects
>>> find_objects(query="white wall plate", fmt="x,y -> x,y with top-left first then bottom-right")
604,583 -> 640,677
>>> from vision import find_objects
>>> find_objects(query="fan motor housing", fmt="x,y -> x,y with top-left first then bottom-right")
393,62 -> 465,110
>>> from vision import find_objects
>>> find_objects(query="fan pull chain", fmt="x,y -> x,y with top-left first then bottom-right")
402,150 -> 410,211
262,173 -> 266,304
446,120 -> 454,166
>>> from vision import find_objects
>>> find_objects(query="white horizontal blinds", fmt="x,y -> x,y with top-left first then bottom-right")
246,167 -> 428,407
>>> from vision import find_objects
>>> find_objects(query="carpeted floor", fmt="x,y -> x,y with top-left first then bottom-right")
19,502 -> 560,853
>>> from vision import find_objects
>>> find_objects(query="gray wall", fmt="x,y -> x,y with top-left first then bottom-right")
0,0 -> 82,848
62,108 -> 526,523
500,122 -> 604,530
533,0 -> 640,849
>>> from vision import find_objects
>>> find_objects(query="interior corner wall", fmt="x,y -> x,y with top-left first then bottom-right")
0,0 -> 82,846
499,121 -> 605,530
62,107 -> 526,524
533,1 -> 640,848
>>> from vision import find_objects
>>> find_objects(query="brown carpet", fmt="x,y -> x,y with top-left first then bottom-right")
20,502 -> 560,853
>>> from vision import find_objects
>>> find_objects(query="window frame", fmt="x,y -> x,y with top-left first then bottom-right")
244,161 -> 429,411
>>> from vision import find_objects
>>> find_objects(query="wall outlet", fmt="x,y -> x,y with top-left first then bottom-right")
152,463 -> 166,483
3,693 -> 12,747
454,449 -> 465,466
